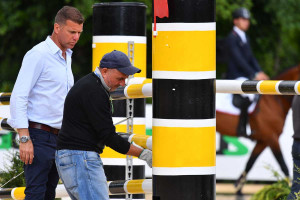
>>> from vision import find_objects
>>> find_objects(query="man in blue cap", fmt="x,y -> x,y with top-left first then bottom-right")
225,7 -> 269,137
55,50 -> 152,200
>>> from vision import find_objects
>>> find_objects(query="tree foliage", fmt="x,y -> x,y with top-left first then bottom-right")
0,0 -> 299,91
216,0 -> 300,77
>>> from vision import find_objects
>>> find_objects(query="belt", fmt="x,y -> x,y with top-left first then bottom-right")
29,121 -> 60,135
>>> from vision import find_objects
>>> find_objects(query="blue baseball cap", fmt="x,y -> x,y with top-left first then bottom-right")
100,50 -> 141,75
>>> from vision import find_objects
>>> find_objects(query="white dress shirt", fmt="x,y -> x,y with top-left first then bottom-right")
8,36 -> 74,129
234,26 -> 247,43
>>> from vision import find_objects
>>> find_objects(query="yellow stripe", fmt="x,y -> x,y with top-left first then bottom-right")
115,124 -> 146,134
153,31 -> 215,72
132,134 -> 149,149
92,43 -> 146,77
259,81 -> 279,94
12,187 -> 25,200
153,126 -> 215,167
127,180 -> 144,194
101,124 -> 145,158
298,83 -> 300,94
127,84 -> 146,98
143,79 -> 152,84
1,92 -> 11,96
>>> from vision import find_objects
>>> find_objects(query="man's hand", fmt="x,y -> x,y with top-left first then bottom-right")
18,128 -> 34,165
254,72 -> 269,80
127,143 -> 152,168
139,149 -> 152,168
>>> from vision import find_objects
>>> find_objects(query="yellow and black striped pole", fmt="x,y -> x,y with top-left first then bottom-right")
92,3 -> 147,200
152,0 -> 216,199
0,180 -> 152,200
0,93 -> 10,105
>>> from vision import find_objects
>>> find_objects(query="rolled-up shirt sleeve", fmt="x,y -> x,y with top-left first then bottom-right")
8,50 -> 44,128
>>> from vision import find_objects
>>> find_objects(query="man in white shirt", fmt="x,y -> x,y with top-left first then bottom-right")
225,7 -> 269,137
8,6 -> 84,200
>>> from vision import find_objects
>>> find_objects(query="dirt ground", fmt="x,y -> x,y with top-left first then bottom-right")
61,183 -> 262,199
145,194 -> 252,200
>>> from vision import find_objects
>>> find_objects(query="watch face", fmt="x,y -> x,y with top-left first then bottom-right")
20,136 -> 29,143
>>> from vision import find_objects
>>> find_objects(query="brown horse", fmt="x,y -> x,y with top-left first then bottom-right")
216,64 -> 300,194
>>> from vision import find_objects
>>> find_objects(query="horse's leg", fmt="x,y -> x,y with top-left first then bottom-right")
269,138 -> 290,177
235,141 -> 267,194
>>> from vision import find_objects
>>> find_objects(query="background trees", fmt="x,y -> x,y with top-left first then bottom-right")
0,0 -> 299,91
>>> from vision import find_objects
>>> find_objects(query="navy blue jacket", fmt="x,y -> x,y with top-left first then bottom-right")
225,30 -> 261,79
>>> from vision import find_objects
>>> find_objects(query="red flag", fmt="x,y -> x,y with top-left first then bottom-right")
153,0 -> 169,36
154,0 -> 169,18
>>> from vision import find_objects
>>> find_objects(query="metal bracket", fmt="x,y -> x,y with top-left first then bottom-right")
126,41 -> 134,200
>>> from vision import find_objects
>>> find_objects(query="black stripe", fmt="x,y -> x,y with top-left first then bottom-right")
153,79 -> 215,119
153,0 -> 215,23
109,180 -> 126,194
112,99 -> 145,118
0,188 -> 13,198
153,175 -> 215,200
93,3 -> 147,36
241,80 -> 259,94
1,118 -> 15,132
0,93 -> 10,103
117,132 -> 130,141
104,165 -> 145,199
278,81 -> 297,94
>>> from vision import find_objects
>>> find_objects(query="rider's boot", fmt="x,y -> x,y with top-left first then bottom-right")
233,95 -> 252,137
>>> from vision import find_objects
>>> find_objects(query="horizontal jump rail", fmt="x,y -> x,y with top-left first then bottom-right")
1,80 -> 299,103
0,118 -> 152,150
0,179 -> 152,199
111,79 -> 300,99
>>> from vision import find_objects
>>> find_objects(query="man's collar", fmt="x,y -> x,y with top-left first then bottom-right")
46,36 -> 73,55
233,26 -> 245,37
94,67 -> 111,91
233,26 -> 247,43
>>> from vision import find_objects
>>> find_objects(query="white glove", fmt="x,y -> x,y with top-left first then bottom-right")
139,149 -> 152,168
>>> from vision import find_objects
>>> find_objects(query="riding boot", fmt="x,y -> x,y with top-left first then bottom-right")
233,95 -> 252,137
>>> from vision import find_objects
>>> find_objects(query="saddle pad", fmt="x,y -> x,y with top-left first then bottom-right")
216,93 -> 257,116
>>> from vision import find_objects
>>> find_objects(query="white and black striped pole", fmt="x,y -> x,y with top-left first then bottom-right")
152,0 -> 216,199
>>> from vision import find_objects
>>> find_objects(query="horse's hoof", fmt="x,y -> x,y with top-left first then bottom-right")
235,192 -> 245,200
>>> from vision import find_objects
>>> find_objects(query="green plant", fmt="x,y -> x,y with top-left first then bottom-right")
251,164 -> 291,200
0,151 -> 25,188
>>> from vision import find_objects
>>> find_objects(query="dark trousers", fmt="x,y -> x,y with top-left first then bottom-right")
287,140 -> 300,200
24,128 -> 59,200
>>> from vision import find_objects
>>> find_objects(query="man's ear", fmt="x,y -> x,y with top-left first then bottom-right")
54,23 -> 60,34
101,68 -> 108,73
101,68 -> 109,77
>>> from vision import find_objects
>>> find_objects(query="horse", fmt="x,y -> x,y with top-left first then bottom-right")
216,64 -> 300,194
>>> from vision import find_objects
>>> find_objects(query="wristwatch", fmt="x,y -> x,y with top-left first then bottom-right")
19,136 -> 31,143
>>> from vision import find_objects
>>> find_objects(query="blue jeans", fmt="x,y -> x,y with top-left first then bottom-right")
24,128 -> 59,200
287,140 -> 300,200
55,150 -> 109,200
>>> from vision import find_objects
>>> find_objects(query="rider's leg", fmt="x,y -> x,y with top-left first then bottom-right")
233,94 -> 252,137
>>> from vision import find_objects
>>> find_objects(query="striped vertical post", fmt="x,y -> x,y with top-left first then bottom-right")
92,3 -> 147,200
152,0 -> 216,199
